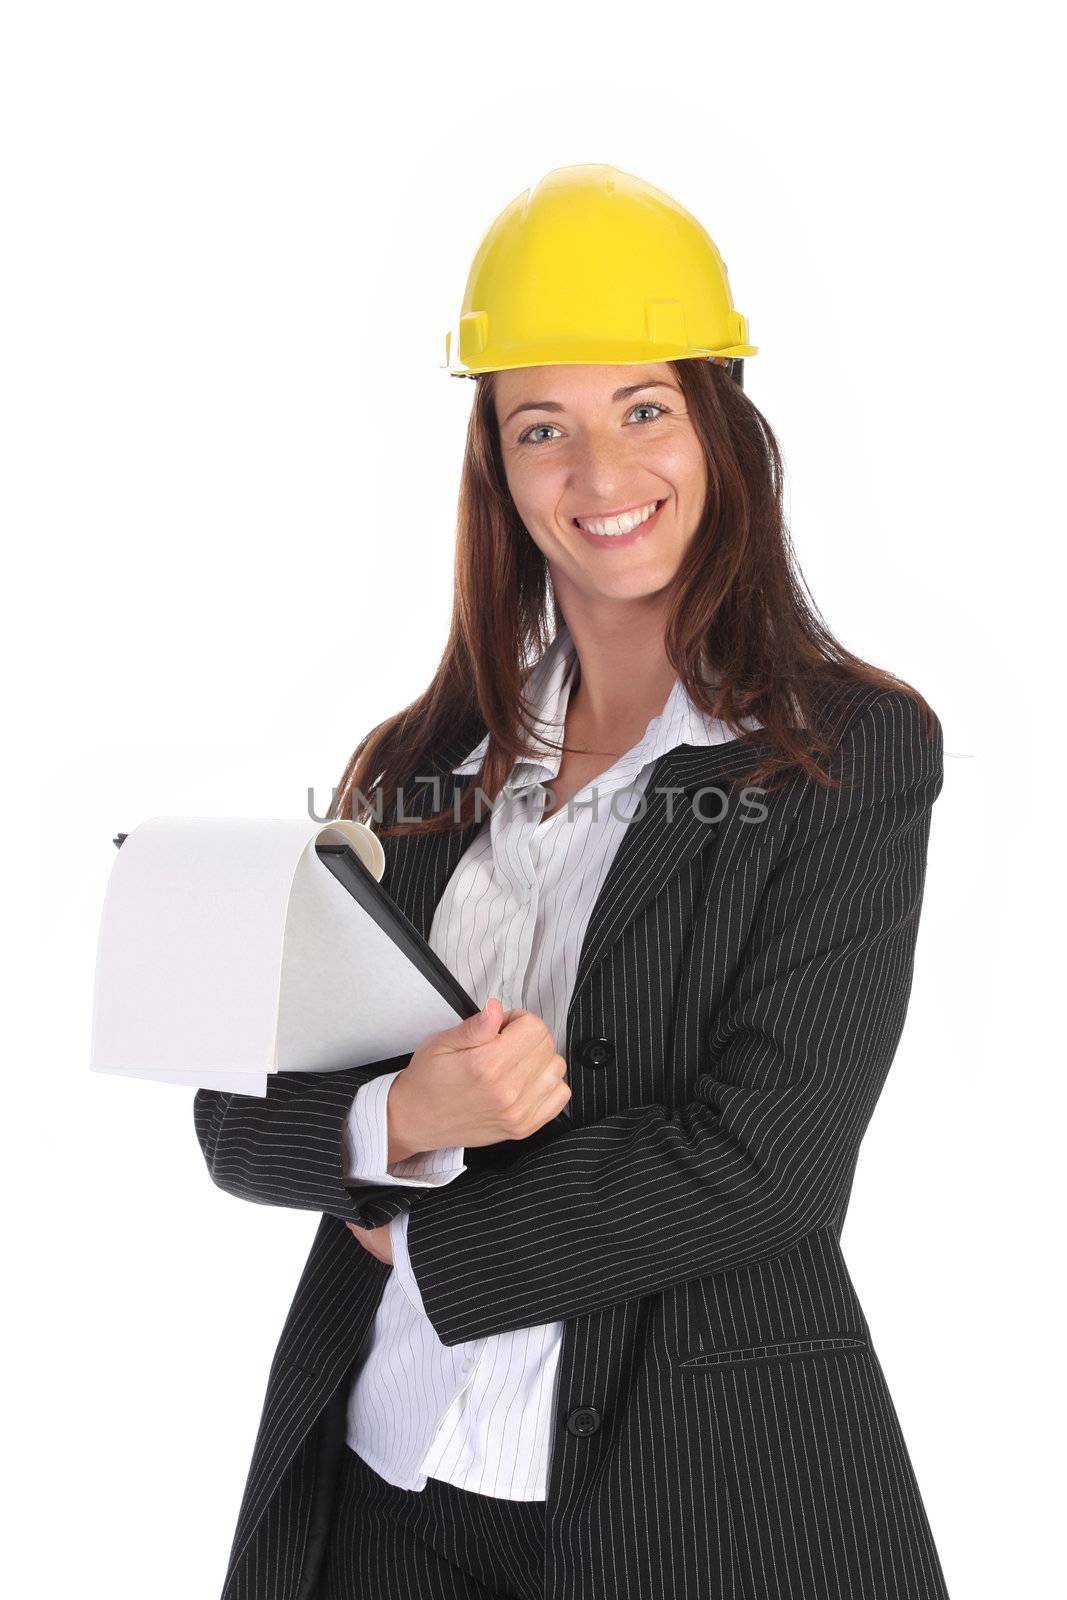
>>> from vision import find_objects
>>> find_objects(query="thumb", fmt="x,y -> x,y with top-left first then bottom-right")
460,995 -> 503,1041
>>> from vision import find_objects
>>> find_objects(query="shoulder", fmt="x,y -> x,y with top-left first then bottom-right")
842,685 -> 942,788
809,678 -> 941,765
782,681 -> 944,837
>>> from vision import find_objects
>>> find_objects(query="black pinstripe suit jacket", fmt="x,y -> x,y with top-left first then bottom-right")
193,680 -> 953,1600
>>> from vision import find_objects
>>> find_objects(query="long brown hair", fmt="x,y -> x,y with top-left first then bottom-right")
331,359 -> 936,839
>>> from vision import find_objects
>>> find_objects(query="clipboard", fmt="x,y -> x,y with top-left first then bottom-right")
106,825 -> 569,1165
112,828 -> 480,1025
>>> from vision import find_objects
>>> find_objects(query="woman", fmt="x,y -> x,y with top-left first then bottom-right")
194,164 -> 952,1600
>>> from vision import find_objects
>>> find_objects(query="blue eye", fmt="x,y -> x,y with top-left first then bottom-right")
518,399 -> 670,446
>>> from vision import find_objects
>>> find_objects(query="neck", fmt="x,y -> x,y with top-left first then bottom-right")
558,599 -> 678,754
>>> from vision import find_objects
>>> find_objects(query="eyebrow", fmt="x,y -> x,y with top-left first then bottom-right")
502,381 -> 681,427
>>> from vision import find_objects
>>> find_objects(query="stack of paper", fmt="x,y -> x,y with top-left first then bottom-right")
89,816 -> 472,1096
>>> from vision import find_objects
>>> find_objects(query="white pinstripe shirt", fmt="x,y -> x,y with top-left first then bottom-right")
341,621 -> 751,1498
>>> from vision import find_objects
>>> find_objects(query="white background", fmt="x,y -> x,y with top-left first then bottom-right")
4,3 -> 1063,1595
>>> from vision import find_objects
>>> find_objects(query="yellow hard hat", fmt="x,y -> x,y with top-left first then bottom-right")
444,163 -> 757,378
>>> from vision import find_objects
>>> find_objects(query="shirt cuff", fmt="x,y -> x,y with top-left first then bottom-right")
342,1071 -> 467,1186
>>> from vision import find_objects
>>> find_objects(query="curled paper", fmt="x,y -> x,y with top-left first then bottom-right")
89,816 -> 465,1095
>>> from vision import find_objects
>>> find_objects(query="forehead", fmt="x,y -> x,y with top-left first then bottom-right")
492,362 -> 678,417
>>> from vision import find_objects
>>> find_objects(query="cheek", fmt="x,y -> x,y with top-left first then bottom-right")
505,464 -> 567,532
664,465 -> 708,536
658,438 -> 706,494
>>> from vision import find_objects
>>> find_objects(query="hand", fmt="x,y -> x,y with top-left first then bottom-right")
346,1219 -> 394,1264
385,996 -> 571,1160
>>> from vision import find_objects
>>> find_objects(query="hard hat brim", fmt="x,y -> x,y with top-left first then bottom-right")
442,342 -> 758,375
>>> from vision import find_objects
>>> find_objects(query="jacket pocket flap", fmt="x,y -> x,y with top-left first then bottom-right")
676,1333 -> 868,1369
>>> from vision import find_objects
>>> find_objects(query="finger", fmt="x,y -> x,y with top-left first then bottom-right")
503,1064 -> 571,1136
532,1080 -> 572,1127
498,1010 -> 555,1052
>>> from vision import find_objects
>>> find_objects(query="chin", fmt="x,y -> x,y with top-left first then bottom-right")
585,568 -> 678,602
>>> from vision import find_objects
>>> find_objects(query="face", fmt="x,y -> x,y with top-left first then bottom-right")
492,362 -> 707,606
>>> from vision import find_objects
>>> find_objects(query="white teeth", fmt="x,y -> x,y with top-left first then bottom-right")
576,500 -> 660,537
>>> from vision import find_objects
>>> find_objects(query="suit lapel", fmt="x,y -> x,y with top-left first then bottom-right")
378,735 -> 765,1018
565,739 -> 763,1005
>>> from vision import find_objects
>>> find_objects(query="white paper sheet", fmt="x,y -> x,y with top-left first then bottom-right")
89,816 -> 469,1095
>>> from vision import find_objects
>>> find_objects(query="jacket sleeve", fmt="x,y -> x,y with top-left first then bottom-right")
401,690 -> 945,1346
193,1054 -> 460,1224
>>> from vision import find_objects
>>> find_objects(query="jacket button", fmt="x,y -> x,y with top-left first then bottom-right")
578,1036 -> 614,1070
566,1406 -> 602,1437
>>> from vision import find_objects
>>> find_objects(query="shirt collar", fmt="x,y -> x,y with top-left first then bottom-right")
451,622 -> 751,785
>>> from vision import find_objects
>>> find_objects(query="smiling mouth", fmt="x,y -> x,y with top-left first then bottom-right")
572,498 -> 665,537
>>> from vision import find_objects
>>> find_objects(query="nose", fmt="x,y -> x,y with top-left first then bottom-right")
566,431 -> 650,509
